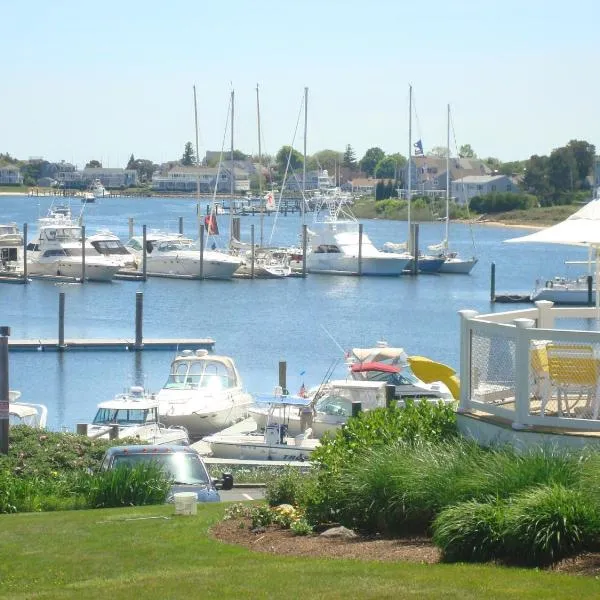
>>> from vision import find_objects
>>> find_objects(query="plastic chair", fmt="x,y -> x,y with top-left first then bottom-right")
546,344 -> 599,418
530,343 -> 551,413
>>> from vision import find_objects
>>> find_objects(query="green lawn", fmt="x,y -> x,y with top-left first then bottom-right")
0,504 -> 596,599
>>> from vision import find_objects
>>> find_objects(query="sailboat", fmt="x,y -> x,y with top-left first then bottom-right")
398,85 -> 444,274
431,104 -> 478,274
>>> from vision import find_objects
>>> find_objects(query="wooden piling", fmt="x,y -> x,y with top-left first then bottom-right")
199,223 -> 204,279
58,292 -> 66,350
135,292 -> 144,350
179,216 -> 184,235
490,262 -> 496,302
128,217 -> 134,240
278,361 -> 287,395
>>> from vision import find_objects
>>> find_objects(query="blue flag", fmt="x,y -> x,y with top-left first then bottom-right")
413,139 -> 424,156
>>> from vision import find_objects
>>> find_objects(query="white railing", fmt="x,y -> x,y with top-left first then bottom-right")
460,301 -> 600,431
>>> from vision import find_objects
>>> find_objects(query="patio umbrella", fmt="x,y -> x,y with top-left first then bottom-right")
504,199 -> 600,311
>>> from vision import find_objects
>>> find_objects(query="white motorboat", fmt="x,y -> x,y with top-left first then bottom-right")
306,191 -> 411,276
248,380 -> 389,438
9,391 -> 48,428
27,214 -> 122,281
531,276 -> 595,305
203,392 -> 319,461
346,341 -> 456,402
88,230 -> 136,270
230,241 -> 292,278
90,179 -> 108,199
157,349 -> 254,439
81,192 -> 95,203
126,232 -> 242,279
85,386 -> 189,445
0,223 -> 22,272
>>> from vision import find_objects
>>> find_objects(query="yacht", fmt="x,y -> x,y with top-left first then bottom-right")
88,230 -> 136,270
27,214 -> 121,281
306,191 -> 412,276
0,223 -> 22,272
85,386 -> 189,445
126,231 -> 242,279
156,349 -> 254,439
90,179 -> 108,199
230,241 -> 292,278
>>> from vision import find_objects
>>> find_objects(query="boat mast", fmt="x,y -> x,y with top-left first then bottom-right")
193,85 -> 201,235
302,86 -> 308,225
407,85 -> 412,239
445,103 -> 450,250
229,89 -> 235,246
256,83 -> 264,247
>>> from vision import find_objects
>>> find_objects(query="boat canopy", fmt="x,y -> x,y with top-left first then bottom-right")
350,347 -> 408,364
350,362 -> 400,374
254,394 -> 312,407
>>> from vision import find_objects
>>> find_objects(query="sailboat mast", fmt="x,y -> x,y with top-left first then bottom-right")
193,85 -> 201,227
445,103 -> 450,249
302,86 -> 308,224
256,83 -> 264,247
407,85 -> 412,232
229,89 -> 235,245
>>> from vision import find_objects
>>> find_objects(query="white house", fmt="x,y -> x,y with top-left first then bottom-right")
0,166 -> 23,185
451,174 -> 517,205
55,167 -> 137,188
151,165 -> 250,193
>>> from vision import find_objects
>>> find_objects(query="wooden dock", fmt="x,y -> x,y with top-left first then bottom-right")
7,337 -> 215,352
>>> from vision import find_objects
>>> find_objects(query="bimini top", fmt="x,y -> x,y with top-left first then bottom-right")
254,394 -> 312,407
349,346 -> 408,365
350,362 -> 401,374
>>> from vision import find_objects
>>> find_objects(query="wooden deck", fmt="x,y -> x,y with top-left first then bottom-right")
7,337 -> 215,352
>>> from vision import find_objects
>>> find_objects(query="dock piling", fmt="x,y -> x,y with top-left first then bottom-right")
490,262 -> 496,302
58,292 -> 66,350
588,275 -> 593,306
278,361 -> 287,395
81,224 -> 86,283
0,326 -> 10,455
128,217 -> 134,240
385,384 -> 395,408
135,292 -> 144,350
199,223 -> 204,279
179,217 -> 184,235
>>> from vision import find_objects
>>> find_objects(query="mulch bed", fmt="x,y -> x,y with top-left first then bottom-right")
211,518 -> 600,575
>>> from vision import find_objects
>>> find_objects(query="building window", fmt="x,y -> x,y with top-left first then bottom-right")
491,185 -> 496,191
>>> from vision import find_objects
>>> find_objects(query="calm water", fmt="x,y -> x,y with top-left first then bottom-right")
0,194 -> 589,431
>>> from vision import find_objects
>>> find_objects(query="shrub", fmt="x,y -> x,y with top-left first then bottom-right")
291,518 -> 313,536
432,499 -> 506,563
86,463 -> 171,508
265,467 -> 312,507
503,485 -> 599,566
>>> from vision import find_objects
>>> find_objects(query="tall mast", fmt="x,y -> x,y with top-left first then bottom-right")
256,83 -> 264,247
445,103 -> 450,249
302,86 -> 308,224
193,85 -> 201,231
229,89 -> 234,245
407,85 -> 412,233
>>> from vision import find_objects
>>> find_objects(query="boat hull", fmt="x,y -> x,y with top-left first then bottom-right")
28,260 -> 120,281
438,257 -> 478,274
204,432 -> 317,461
141,254 -> 241,279
307,254 -> 409,276
532,287 -> 596,305
404,256 -> 445,274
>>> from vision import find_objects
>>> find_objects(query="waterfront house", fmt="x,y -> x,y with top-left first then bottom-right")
55,167 -> 137,189
0,166 -> 23,185
451,174 -> 518,205
151,165 -> 250,194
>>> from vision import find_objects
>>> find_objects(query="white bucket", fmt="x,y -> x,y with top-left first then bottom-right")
173,491 -> 197,516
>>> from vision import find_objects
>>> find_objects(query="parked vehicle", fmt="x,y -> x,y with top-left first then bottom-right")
99,444 -> 233,502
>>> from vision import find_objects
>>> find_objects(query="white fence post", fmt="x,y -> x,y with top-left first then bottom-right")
535,300 -> 554,329
512,317 -> 535,430
458,310 -> 479,414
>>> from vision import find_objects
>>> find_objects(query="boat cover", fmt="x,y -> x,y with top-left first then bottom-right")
254,394 -> 312,407
350,362 -> 400,374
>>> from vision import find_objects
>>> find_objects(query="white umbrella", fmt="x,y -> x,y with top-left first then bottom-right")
505,199 -> 600,310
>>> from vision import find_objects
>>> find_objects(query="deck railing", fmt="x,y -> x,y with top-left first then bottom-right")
460,301 -> 600,431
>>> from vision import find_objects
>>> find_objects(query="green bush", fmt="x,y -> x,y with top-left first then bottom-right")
86,464 -> 171,508
503,485 -> 599,566
469,192 -> 537,213
265,467 -> 313,507
432,499 -> 506,563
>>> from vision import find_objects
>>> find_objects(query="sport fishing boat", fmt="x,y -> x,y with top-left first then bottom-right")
125,231 -> 242,279
85,385 -> 189,445
156,350 -> 254,440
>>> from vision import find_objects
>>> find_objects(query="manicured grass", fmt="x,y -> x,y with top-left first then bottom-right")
0,504 -> 596,599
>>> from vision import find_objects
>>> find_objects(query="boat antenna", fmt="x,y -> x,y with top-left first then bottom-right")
320,324 -> 346,354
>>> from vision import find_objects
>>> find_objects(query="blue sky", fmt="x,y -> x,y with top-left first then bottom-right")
2,0 -> 598,169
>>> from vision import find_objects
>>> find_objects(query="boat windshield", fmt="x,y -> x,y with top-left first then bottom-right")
163,360 -> 234,391
110,452 -> 210,485
92,240 -> 130,255
315,394 -> 351,416
93,407 -> 156,425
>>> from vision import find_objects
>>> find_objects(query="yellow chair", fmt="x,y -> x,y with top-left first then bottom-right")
530,343 -> 551,413
546,344 -> 599,418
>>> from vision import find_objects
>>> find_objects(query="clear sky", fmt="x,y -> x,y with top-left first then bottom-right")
2,0 -> 598,169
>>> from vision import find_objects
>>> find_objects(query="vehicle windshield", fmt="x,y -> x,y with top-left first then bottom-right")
163,359 -> 234,391
111,452 -> 210,485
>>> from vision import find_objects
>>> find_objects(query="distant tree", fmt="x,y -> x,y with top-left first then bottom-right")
375,156 -> 400,179
129,158 -> 157,183
230,150 -> 247,161
275,145 -> 303,174
0,152 -> 19,166
484,157 -> 501,171
522,155 -> 551,203
359,147 -> 385,177
126,154 -> 136,170
566,139 -> 595,185
342,144 -> 358,170
459,144 -> 476,158
85,160 -> 102,168
428,146 -> 449,158
547,146 -> 578,193
311,149 -> 343,175
498,160 -> 526,176
181,142 -> 195,166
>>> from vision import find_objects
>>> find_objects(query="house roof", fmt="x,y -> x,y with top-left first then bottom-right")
452,175 -> 507,184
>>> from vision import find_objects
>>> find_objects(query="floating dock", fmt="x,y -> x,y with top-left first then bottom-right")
493,293 -> 533,303
8,337 -> 215,352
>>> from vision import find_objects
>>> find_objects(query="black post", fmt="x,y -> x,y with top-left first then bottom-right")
179,216 -> 184,235
128,217 -> 134,240
588,275 -> 593,306
22,222 -> 28,282
351,402 -> 362,417
58,292 -> 66,350
411,223 -> 420,275
278,361 -> 287,395
142,224 -> 147,280
0,326 -> 10,455
385,384 -> 396,408
135,291 -> 144,350
81,224 -> 86,283
490,262 -> 496,302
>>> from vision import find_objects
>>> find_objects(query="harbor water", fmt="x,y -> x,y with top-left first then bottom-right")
0,194 -> 590,431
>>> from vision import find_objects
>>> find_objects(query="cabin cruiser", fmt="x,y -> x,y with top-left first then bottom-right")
230,240 -> 292,278
27,216 -> 122,282
156,350 -> 254,439
88,230 -> 136,270
125,232 -> 242,279
85,386 -> 189,445
90,179 -> 108,199
247,380 -> 389,438
9,391 -> 48,428
202,391 -> 319,461
306,193 -> 411,276
0,223 -> 22,272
